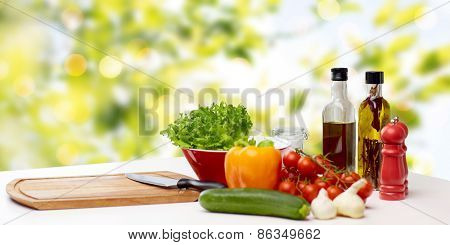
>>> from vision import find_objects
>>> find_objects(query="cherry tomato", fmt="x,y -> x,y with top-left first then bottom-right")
324,169 -> 339,185
287,166 -> 299,173
357,180 -> 374,201
306,174 -> 320,183
297,156 -> 318,178
350,172 -> 361,180
326,185 -> 344,200
280,168 -> 290,180
283,151 -> 301,169
296,180 -> 307,192
302,184 -> 320,203
313,155 -> 331,174
340,172 -> 359,189
278,180 -> 297,195
280,167 -> 299,181
314,178 -> 330,190
342,175 -> 356,184
285,167 -> 300,180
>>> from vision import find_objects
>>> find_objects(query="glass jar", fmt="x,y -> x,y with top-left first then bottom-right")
271,127 -> 308,150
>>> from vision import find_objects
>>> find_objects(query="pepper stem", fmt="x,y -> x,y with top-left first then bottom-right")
257,139 -> 274,147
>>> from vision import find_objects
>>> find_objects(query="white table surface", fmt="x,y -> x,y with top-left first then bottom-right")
0,157 -> 448,225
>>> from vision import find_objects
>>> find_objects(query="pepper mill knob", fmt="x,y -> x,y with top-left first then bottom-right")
381,117 -> 406,144
379,117 -> 407,200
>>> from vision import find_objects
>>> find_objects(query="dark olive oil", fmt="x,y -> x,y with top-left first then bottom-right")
322,68 -> 356,171
323,122 -> 356,171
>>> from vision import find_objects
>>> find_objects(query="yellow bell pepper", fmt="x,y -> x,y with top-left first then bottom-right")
225,140 -> 281,189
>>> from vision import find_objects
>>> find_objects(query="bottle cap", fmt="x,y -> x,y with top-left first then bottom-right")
366,71 -> 384,84
331,68 -> 348,81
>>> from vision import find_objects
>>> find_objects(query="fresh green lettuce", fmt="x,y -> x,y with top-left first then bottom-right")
160,102 -> 253,150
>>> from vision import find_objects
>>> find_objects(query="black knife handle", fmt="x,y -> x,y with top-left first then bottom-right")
177,179 -> 226,191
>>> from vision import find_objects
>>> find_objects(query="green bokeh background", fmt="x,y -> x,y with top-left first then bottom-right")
0,0 -> 449,178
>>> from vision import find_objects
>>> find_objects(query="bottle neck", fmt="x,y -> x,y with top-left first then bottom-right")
331,80 -> 348,100
366,84 -> 382,99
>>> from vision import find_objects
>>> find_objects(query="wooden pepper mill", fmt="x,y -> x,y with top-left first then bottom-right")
379,117 -> 407,200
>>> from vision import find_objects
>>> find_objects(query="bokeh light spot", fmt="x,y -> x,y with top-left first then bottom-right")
56,143 -> 79,165
0,61 -> 9,79
317,0 -> 341,21
99,56 -> 123,78
14,76 -> 35,97
53,95 -> 91,123
64,54 -> 87,76
61,7 -> 83,31
137,48 -> 151,60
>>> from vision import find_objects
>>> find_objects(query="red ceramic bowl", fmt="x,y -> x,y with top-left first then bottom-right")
181,137 -> 290,185
182,149 -> 228,184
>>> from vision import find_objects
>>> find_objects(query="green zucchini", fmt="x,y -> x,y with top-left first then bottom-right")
199,188 -> 310,220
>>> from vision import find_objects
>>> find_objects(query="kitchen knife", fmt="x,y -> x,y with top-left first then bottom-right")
126,173 -> 226,191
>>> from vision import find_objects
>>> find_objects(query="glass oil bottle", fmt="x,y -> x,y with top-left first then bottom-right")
358,71 -> 390,189
322,68 -> 356,171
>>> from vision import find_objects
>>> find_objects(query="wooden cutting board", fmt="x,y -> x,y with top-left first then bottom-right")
6,171 -> 200,210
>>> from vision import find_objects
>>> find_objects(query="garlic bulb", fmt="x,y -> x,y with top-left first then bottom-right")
311,189 -> 337,220
333,178 -> 367,218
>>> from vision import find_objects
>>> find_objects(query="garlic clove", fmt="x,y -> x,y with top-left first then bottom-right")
334,195 -> 365,218
311,189 -> 337,220
333,179 -> 367,219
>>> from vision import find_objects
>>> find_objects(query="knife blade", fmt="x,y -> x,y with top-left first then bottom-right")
126,173 -> 226,191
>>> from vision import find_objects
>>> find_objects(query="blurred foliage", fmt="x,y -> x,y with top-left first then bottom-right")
0,0 -> 448,172
415,75 -> 450,101
0,0 -> 279,170
415,45 -> 450,74
356,1 -> 448,130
